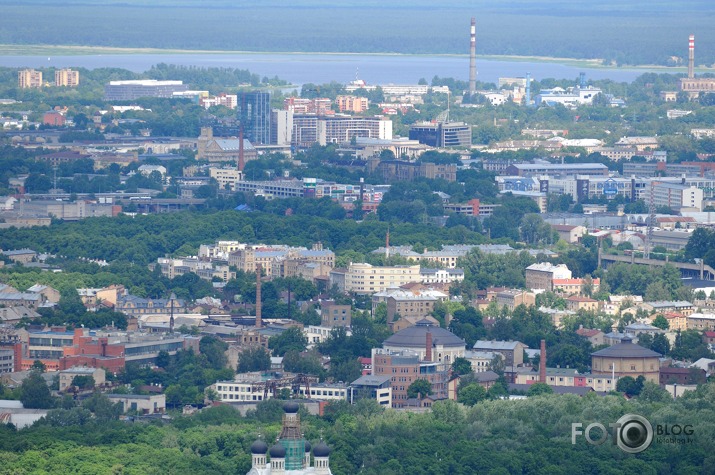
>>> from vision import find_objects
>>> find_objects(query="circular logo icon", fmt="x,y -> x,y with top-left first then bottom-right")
616,414 -> 653,454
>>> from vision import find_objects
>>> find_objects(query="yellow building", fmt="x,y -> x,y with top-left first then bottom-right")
336,95 -> 369,113
18,69 -> 43,89
55,69 -> 80,87
343,263 -> 420,294
591,336 -> 661,384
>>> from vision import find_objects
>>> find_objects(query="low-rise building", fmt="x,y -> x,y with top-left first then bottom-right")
566,296 -> 599,312
472,340 -> 527,367
591,336 -> 660,384
58,366 -> 106,392
106,394 -> 166,414
348,375 -> 392,406
496,289 -> 536,311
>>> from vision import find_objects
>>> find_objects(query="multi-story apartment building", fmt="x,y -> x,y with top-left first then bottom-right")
371,349 -> 451,407
336,263 -> 421,294
291,114 -> 392,148
283,97 -> 332,115
525,263 -> 572,291
200,93 -> 238,109
209,167 -> 243,191
371,288 -> 448,322
496,289 -> 536,311
209,374 -> 344,402
651,182 -> 703,211
18,69 -> 43,89
54,69 -> 80,87
336,95 -> 369,113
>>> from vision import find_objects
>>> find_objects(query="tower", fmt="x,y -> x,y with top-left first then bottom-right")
279,402 -> 304,470
168,292 -> 176,334
688,34 -> 695,79
238,91 -> 272,145
469,17 -> 477,95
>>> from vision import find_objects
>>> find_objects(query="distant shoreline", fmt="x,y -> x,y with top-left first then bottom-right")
1,44 -> 711,73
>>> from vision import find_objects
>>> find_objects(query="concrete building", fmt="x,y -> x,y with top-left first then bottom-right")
104,80 -> 189,101
336,95 -> 369,113
551,224 -> 586,243
651,182 -> 703,211
54,69 -> 79,87
106,394 -> 166,414
419,268 -> 465,285
58,366 -> 105,391
525,263 -> 572,292
320,302 -> 351,328
210,167 -> 243,191
504,163 -> 609,178
472,340 -> 527,367
591,336 -> 661,383
338,263 -> 421,294
18,69 -> 42,89
496,289 -> 536,311
566,296 -> 599,312
348,374 -> 392,406
409,122 -> 472,148
371,288 -> 448,323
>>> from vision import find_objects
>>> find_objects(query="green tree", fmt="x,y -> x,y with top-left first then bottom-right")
20,371 -> 54,409
237,346 -> 271,373
70,375 -> 95,390
268,327 -> 308,357
652,315 -> 670,330
406,378 -> 433,399
526,382 -> 553,397
31,360 -> 46,372
457,383 -> 487,406
451,357 -> 473,376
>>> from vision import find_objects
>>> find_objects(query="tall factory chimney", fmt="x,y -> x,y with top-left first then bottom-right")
469,17 -> 477,95
255,264 -> 262,328
688,34 -> 695,79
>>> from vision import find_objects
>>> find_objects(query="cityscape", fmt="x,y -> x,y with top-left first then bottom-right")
2,2 -> 715,474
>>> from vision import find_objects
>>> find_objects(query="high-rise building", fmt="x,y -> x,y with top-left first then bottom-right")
55,69 -> 80,87
237,91 -> 272,145
409,122 -> 472,147
18,69 -> 43,89
271,109 -> 293,146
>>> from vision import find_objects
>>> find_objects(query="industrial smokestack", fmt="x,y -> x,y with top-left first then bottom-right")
255,264 -> 262,328
469,17 -> 477,95
688,34 -> 695,79
425,330 -> 433,362
540,339 -> 547,383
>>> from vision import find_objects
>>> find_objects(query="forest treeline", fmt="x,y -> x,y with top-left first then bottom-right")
1,383 -> 714,474
1,2 -> 714,66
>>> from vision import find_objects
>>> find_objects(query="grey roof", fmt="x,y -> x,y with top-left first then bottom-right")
383,321 -> 465,349
474,370 -> 500,382
473,340 -> 523,351
350,374 -> 392,387
591,337 -> 661,358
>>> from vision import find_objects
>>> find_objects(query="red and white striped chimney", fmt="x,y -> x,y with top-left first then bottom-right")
539,339 -> 547,383
688,34 -> 695,79
425,331 -> 433,362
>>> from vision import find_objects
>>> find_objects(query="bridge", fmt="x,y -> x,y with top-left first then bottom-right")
598,250 -> 715,280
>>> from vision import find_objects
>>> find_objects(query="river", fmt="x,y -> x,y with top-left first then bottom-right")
0,52 -> 654,86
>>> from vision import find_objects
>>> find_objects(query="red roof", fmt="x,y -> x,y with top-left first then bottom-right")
704,331 -> 715,338
576,328 -> 603,337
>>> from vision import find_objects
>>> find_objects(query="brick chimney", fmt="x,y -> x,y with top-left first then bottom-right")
540,339 -> 547,383
425,330 -> 433,362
